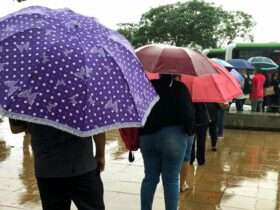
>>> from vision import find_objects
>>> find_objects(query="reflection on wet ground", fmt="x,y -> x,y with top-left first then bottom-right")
1,118 -> 280,210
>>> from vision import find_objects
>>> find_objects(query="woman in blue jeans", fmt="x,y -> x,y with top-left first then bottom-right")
139,75 -> 195,210
180,135 -> 194,192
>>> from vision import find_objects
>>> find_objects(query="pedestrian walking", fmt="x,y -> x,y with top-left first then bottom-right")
180,134 -> 194,192
250,70 -> 266,112
206,103 -> 220,151
190,103 -> 209,165
139,75 -> 195,210
0,6 -> 159,209
269,72 -> 280,112
216,102 -> 229,138
9,119 -> 105,210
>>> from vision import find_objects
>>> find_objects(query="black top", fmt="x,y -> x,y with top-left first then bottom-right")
206,103 -> 221,123
140,78 -> 195,136
271,79 -> 280,105
9,120 -> 96,178
194,103 -> 209,127
243,74 -> 252,95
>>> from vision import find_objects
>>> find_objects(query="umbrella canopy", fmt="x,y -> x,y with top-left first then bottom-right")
0,6 -> 159,137
248,56 -> 279,71
146,62 -> 242,103
180,62 -> 242,102
136,44 -> 218,76
227,59 -> 255,70
230,69 -> 244,84
211,58 -> 234,69
229,69 -> 245,88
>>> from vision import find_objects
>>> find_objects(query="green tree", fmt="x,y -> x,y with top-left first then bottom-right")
116,23 -> 143,47
117,0 -> 255,48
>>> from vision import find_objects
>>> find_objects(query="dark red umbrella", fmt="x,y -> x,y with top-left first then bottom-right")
136,44 -> 218,76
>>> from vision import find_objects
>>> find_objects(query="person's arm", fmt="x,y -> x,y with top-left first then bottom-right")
9,119 -> 27,134
93,132 -> 106,172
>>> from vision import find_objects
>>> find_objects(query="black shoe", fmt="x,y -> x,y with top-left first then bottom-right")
211,147 -> 217,151
198,161 -> 205,166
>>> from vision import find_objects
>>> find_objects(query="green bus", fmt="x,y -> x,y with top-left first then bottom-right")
204,43 -> 280,65
225,43 -> 280,65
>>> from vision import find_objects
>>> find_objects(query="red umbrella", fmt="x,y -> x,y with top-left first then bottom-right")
136,44 -> 218,76
181,61 -> 242,102
146,62 -> 242,103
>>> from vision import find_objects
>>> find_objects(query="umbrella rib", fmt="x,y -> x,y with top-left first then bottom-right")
101,45 -> 143,119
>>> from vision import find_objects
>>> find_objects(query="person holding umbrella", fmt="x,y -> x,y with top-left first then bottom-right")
250,70 -> 266,112
136,45 -> 241,210
233,69 -> 246,112
0,6 -> 159,210
9,120 -> 106,210
139,74 -> 195,210
190,103 -> 209,166
248,56 -> 278,112
241,70 -> 253,107
270,72 -> 280,111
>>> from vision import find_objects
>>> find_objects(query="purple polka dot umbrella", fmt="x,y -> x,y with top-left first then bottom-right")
0,6 -> 159,137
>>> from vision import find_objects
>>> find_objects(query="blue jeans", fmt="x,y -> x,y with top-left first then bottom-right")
251,99 -> 263,112
140,126 -> 188,210
183,135 -> 194,162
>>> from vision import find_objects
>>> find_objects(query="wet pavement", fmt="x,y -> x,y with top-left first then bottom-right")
1,118 -> 280,210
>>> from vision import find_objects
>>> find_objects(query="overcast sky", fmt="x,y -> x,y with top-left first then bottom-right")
1,0 -> 279,43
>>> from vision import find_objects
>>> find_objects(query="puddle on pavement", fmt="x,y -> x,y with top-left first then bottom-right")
1,118 -> 280,210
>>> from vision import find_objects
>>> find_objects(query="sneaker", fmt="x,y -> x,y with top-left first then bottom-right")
211,147 -> 217,151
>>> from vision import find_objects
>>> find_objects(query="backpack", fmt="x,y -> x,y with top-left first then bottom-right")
119,128 -> 139,162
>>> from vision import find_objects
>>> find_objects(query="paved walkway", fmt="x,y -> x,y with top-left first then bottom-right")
1,118 -> 280,210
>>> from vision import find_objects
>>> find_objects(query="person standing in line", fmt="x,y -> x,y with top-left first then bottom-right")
9,119 -> 105,210
139,74 -> 195,210
262,72 -> 273,112
206,103 -> 220,151
250,70 -> 266,112
216,102 -> 229,139
180,134 -> 194,192
216,107 -> 225,138
242,71 -> 253,106
190,103 -> 209,166
235,69 -> 246,112
270,72 -> 280,111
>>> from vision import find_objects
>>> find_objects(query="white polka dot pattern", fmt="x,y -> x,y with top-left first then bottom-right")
0,6 -> 159,137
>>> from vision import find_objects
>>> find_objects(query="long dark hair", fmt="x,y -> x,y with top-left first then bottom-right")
159,74 -> 177,87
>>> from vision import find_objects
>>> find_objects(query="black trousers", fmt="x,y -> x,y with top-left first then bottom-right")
37,170 -> 105,210
209,121 -> 218,148
235,99 -> 245,112
191,125 -> 208,164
